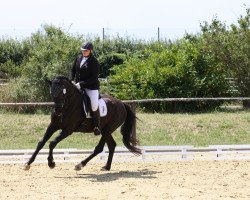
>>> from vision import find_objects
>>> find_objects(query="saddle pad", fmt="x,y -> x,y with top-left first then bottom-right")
86,98 -> 107,118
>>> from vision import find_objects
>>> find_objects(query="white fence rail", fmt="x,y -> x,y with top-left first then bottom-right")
1,145 -> 250,164
1,97 -> 250,107
0,78 -> 8,86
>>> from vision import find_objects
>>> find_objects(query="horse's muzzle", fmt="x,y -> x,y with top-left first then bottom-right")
54,103 -> 64,116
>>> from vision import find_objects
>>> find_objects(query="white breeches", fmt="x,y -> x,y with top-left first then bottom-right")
84,88 -> 99,111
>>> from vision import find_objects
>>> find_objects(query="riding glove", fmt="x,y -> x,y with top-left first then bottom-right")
74,83 -> 81,90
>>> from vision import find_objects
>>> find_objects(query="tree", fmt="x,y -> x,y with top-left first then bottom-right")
109,40 -> 229,111
199,8 -> 250,97
10,25 -> 83,102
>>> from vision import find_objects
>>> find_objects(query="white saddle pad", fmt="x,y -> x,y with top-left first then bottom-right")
85,98 -> 107,118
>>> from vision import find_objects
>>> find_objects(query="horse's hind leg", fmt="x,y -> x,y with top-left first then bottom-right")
75,130 -> 117,171
75,136 -> 105,171
102,134 -> 116,171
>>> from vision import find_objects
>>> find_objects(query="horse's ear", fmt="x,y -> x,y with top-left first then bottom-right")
45,79 -> 52,86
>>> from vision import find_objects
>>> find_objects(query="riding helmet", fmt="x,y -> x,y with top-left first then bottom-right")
80,42 -> 93,51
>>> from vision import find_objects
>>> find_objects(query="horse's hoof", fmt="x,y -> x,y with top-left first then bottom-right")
48,162 -> 56,169
24,164 -> 30,171
101,166 -> 110,171
74,163 -> 82,171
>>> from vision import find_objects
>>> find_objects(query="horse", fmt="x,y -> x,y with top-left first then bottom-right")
24,76 -> 141,171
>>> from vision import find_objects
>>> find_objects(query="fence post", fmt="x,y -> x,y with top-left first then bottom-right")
102,28 -> 105,41
157,27 -> 160,42
243,100 -> 250,109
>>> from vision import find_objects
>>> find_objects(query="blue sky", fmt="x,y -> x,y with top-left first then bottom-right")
0,0 -> 249,40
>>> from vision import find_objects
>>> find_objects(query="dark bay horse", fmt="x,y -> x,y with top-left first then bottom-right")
24,76 -> 141,171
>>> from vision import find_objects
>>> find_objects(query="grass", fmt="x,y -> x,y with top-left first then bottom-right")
0,109 -> 249,149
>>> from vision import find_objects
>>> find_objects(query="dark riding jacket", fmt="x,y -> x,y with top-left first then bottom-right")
70,53 -> 100,90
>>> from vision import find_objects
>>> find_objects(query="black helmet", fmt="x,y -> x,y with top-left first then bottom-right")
80,42 -> 93,51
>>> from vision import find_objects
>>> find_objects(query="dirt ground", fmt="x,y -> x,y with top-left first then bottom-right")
1,159 -> 250,200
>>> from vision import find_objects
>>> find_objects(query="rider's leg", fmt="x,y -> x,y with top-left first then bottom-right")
85,88 -> 101,135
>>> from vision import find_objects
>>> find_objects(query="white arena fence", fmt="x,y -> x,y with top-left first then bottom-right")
1,97 -> 250,106
1,145 -> 250,164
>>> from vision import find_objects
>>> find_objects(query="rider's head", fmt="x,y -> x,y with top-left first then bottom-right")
80,42 -> 93,57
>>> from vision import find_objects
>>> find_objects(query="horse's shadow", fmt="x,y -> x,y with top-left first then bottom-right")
55,169 -> 160,182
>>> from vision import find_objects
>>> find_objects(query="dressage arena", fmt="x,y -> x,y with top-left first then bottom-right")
1,146 -> 250,200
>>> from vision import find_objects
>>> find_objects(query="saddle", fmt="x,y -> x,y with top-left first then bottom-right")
82,91 -> 107,118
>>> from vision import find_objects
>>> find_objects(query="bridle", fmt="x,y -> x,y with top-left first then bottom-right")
50,82 -> 67,121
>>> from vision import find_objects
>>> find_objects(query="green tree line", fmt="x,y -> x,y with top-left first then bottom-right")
0,8 -> 249,111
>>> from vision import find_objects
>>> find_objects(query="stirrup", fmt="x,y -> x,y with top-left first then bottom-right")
93,127 -> 101,135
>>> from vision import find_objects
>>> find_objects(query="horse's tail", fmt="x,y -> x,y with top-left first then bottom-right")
120,103 -> 141,155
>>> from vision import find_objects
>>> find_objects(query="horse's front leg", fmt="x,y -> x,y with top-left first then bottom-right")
48,129 -> 73,169
24,124 -> 59,170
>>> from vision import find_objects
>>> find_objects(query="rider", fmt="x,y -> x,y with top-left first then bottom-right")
70,41 -> 101,135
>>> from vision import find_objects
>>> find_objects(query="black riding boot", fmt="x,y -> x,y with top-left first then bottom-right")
92,108 -> 101,135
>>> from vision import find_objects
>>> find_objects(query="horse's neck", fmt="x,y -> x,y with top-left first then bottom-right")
64,81 -> 81,98
68,88 -> 81,100
61,95 -> 80,118
62,80 -> 82,105
66,88 -> 81,103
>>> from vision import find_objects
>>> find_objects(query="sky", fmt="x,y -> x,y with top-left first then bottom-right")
0,0 -> 249,40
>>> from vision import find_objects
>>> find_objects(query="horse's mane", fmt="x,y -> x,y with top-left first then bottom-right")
53,75 -> 81,94
54,76 -> 71,83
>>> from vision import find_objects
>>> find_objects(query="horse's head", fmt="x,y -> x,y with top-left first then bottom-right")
47,77 -> 66,116
48,76 -> 79,116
